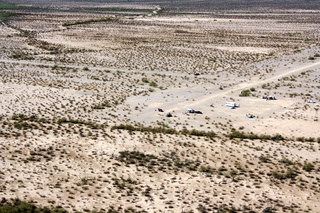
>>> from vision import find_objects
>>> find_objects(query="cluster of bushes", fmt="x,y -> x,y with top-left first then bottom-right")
111,124 -> 216,138
57,117 -> 101,129
62,17 -> 114,27
296,136 -> 320,143
181,127 -> 216,137
0,198 -> 132,212
117,151 -> 158,167
0,12 -> 11,22
11,114 -> 48,130
111,124 -> 177,134
10,52 -> 34,60
0,198 -> 68,213
303,163 -> 314,172
11,114 -> 48,123
228,130 -> 284,141
308,53 -> 320,60
271,169 -> 296,180
0,2 -> 19,9
239,89 -> 251,97
92,101 -> 112,109
117,150 -> 214,174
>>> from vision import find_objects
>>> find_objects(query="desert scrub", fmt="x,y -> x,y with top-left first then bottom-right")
117,151 -> 159,168
239,89 -> 251,97
271,169 -> 296,180
92,101 -> 111,109
280,158 -> 294,166
57,117 -> 102,129
259,155 -> 270,163
111,124 -> 216,138
62,17 -> 114,26
149,81 -> 158,87
11,114 -> 48,130
303,163 -> 314,172
111,123 -> 177,134
10,52 -> 34,60
116,150 -> 203,173
227,130 -> 284,141
0,12 -> 11,22
198,165 -> 214,173
0,198 -> 68,213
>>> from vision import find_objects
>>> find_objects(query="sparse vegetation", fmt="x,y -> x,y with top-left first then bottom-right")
0,1 -> 319,212
63,17 -> 114,27
227,131 -> 284,141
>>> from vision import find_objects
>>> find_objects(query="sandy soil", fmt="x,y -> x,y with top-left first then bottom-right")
0,2 -> 320,212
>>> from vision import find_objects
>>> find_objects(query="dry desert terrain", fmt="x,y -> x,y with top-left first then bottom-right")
0,0 -> 320,212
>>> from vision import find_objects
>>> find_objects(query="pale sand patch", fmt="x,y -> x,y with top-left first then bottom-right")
207,45 -> 273,54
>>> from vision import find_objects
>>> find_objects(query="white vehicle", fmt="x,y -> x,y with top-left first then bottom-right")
225,102 -> 238,107
307,99 -> 316,104
186,108 -> 195,113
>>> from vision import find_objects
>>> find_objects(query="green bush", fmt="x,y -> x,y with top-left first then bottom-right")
228,131 -> 284,141
272,169 -> 296,180
198,165 -> 214,173
280,158 -> 294,166
303,163 -> 314,172
239,89 -> 251,97
149,81 -> 158,87
259,155 -> 270,163
63,17 -> 114,26
141,77 -> 149,83
111,124 -> 216,138
0,199 -> 68,213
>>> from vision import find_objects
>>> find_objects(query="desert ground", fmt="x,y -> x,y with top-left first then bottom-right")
0,0 -> 320,212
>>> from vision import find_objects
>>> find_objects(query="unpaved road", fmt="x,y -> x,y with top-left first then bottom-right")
190,59 -> 320,108
141,59 -> 320,113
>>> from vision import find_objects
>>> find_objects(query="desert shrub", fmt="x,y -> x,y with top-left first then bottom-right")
303,163 -> 314,172
239,89 -> 251,97
272,169 -> 296,180
174,29 -> 189,33
141,77 -> 149,83
271,134 -> 285,141
0,2 -> 19,9
117,151 -> 158,167
308,56 -> 315,60
0,199 -> 68,213
112,124 -> 216,138
228,131 -> 284,141
305,137 -> 315,142
149,81 -> 158,87
259,155 -> 270,163
57,117 -> 101,129
189,129 -> 216,137
92,101 -> 111,109
280,158 -> 294,166
296,137 -> 305,142
198,165 -> 214,173
13,122 -> 32,130
63,17 -> 114,26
